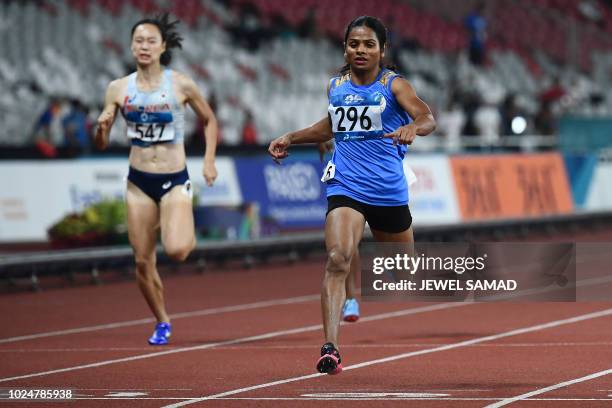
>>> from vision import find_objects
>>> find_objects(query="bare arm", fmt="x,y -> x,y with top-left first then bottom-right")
288,117 -> 333,144
384,77 -> 436,145
94,80 -> 120,150
180,73 -> 218,186
268,117 -> 333,162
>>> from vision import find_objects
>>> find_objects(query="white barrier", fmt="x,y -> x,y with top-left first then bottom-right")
0,158 -> 241,242
585,160 -> 612,210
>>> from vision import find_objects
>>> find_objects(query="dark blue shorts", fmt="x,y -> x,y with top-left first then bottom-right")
127,166 -> 191,203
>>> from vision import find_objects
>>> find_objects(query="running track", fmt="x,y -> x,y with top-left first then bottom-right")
1,244 -> 612,407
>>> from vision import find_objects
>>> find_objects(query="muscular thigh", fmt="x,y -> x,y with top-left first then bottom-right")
159,184 -> 194,249
325,207 -> 366,258
371,226 -> 415,243
126,181 -> 159,256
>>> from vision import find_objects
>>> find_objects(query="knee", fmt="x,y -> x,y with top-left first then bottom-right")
165,242 -> 193,262
326,248 -> 352,276
134,256 -> 155,278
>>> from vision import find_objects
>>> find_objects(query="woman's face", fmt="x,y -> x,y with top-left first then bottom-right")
131,23 -> 166,66
344,26 -> 384,73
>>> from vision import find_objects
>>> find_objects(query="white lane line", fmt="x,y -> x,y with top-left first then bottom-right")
0,302 -> 466,383
0,294 -> 319,344
3,261 -> 608,346
163,307 -> 612,408
485,368 -> 612,407
3,341 -> 612,353
3,397 -> 611,402
193,397 -> 612,402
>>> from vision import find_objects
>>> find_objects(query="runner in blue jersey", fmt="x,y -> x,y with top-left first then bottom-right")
94,14 -> 218,345
269,16 -> 436,375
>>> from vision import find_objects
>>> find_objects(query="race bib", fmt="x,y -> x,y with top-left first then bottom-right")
328,94 -> 384,141
321,161 -> 336,182
125,110 -> 175,143
127,122 -> 175,142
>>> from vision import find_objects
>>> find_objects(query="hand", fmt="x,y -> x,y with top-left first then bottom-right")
203,159 -> 217,186
384,124 -> 418,145
317,140 -> 334,163
94,110 -> 114,150
268,134 -> 291,164
96,110 -> 114,135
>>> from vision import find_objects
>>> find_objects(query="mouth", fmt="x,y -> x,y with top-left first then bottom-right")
354,57 -> 367,65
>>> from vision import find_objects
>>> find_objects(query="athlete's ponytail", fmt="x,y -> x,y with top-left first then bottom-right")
131,13 -> 183,66
339,16 -> 397,75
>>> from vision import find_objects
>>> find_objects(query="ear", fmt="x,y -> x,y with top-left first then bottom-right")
162,41 -> 167,53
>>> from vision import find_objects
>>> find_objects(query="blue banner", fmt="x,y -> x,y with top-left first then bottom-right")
563,153 -> 598,208
234,158 -> 327,229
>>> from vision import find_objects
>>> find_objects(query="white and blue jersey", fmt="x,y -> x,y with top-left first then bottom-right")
325,69 -> 412,206
121,69 -> 185,147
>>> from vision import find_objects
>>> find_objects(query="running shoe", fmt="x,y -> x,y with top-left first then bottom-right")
342,298 -> 360,322
148,322 -> 171,345
316,342 -> 343,375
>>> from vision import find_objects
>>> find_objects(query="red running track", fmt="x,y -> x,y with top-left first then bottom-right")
0,249 -> 611,407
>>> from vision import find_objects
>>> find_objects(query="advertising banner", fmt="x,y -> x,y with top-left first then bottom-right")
234,158 -> 327,229
450,153 -> 573,220
404,155 -> 460,226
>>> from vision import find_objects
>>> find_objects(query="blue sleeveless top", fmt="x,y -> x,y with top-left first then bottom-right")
121,69 -> 185,147
326,69 -> 412,206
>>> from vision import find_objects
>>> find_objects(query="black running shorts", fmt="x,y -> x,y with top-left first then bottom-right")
326,195 -> 412,233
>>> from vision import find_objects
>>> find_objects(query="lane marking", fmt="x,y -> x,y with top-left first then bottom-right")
211,397 -> 612,402
3,341 -> 611,353
4,259 -> 610,346
163,307 -> 612,407
302,392 -> 450,398
485,368 -> 612,407
0,302 -> 466,383
2,397 -> 612,402
0,294 -> 319,344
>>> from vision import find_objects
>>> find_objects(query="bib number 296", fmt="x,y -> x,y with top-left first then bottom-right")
334,106 -> 372,131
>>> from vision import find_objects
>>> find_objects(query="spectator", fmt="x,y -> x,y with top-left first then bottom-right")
534,101 -> 556,135
296,9 -> 318,39
540,76 -> 566,105
32,98 -> 63,144
474,99 -> 501,149
32,97 -> 64,157
499,94 -> 521,136
241,110 -> 258,145
464,3 -> 487,66
437,99 -> 466,152
62,99 -> 91,153
227,3 -> 265,50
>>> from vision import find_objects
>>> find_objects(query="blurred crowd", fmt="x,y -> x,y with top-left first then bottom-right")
22,0 -> 612,157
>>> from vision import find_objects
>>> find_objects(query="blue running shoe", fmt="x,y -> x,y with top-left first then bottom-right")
342,298 -> 360,322
148,322 -> 171,345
